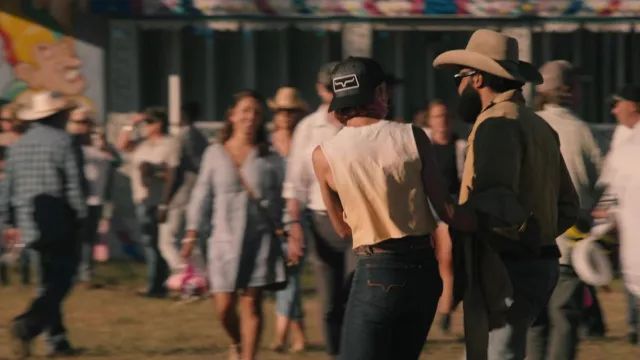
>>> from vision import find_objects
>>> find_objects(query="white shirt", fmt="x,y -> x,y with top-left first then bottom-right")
283,104 -> 342,211
537,105 -> 603,210
597,123 -> 640,297
83,145 -> 112,206
131,136 -> 180,206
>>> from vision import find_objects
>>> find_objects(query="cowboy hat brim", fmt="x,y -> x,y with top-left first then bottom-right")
17,99 -> 76,121
433,49 -> 543,85
267,98 -> 309,112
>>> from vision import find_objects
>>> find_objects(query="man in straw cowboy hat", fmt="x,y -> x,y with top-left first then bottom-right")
1,91 -> 87,358
433,29 -> 579,360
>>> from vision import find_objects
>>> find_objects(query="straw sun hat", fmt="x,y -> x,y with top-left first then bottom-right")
433,29 -> 543,84
16,91 -> 76,121
268,87 -> 309,112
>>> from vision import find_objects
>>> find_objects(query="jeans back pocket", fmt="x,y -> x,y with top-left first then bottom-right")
354,261 -> 418,307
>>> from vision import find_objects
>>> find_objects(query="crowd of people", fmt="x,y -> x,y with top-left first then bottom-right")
0,28 -> 639,360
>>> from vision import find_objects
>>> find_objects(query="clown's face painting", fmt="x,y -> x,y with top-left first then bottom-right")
13,35 -> 86,96
0,7 -> 90,108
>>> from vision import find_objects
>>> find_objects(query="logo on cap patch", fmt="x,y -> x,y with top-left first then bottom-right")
333,74 -> 360,93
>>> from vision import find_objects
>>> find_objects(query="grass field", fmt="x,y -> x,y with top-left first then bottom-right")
0,262 -> 638,360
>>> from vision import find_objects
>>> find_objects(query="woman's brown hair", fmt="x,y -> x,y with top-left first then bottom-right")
218,90 -> 270,156
414,99 -> 447,128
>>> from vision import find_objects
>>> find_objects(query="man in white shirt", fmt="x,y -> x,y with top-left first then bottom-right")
596,84 -> 640,345
527,60 -> 603,360
284,62 -> 354,358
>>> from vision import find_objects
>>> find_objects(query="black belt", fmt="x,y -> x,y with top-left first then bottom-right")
355,235 -> 433,255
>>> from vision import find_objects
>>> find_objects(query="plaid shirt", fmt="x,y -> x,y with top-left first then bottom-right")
0,123 -> 87,245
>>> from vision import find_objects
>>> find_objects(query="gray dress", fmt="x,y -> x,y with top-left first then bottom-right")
186,144 -> 287,292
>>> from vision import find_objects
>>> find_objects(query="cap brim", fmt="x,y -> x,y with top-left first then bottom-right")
328,91 -> 374,112
609,94 -> 627,103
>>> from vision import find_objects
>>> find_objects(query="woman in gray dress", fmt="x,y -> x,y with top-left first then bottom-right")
181,90 -> 287,360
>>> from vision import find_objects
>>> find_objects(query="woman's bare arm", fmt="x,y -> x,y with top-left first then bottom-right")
412,126 -> 477,232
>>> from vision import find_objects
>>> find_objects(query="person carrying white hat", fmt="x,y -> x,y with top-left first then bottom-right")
526,60 -> 604,360
2,91 -> 88,358
433,30 -> 580,360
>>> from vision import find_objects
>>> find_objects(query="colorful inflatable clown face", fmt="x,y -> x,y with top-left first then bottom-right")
0,13 -> 86,97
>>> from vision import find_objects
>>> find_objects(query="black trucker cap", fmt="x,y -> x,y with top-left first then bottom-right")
328,57 -> 386,112
611,84 -> 640,103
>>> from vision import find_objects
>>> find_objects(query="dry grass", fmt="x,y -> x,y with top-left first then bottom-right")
0,262 -> 638,360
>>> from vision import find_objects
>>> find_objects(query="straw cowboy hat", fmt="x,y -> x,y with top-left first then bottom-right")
16,91 -> 76,121
268,87 -> 309,112
433,29 -> 543,84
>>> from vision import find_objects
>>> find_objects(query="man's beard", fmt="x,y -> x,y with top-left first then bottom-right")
458,83 -> 483,124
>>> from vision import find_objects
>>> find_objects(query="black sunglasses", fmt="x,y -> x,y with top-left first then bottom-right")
454,70 -> 478,87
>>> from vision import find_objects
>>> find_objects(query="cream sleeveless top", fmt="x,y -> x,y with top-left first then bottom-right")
320,120 -> 436,248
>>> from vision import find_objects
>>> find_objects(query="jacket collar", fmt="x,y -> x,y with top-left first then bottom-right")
481,89 -> 525,114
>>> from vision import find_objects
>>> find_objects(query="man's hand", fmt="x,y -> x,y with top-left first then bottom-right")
287,222 -> 305,265
437,287 -> 455,314
131,112 -> 147,126
591,208 -> 610,219
180,231 -> 198,259
157,205 -> 168,224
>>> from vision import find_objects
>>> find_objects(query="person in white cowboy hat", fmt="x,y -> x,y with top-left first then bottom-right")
1,90 -> 88,358
433,29 -> 580,360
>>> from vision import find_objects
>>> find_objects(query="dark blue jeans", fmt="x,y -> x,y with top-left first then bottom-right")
136,204 -> 169,294
339,247 -> 442,360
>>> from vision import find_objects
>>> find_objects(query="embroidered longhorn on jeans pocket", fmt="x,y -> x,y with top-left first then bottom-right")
364,262 -> 410,293
366,280 -> 406,292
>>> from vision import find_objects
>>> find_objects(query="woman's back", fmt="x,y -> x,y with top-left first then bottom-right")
320,120 -> 436,247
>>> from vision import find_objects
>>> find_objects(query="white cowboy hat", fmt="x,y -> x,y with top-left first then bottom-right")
433,29 -> 543,84
568,220 -> 615,287
16,91 -> 76,121
268,87 -> 309,112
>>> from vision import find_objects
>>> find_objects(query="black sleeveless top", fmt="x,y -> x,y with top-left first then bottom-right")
432,134 -> 461,195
